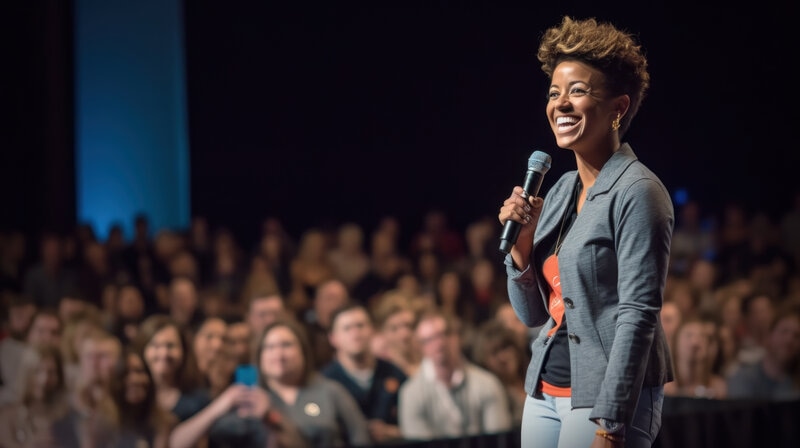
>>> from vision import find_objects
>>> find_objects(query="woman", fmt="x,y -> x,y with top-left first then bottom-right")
497,16 -> 674,448
108,348 -> 176,448
255,318 -> 371,447
134,314 -> 258,448
664,316 -> 727,399
192,316 -> 228,385
0,345 -> 68,448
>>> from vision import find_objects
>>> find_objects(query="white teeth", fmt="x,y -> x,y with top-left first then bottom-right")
556,116 -> 578,126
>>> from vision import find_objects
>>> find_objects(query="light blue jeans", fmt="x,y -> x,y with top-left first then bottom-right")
520,386 -> 664,448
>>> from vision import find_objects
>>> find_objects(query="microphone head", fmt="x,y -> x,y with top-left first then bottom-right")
528,150 -> 552,173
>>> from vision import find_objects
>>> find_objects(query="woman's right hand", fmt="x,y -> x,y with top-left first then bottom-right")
498,186 -> 543,262
212,384 -> 251,416
237,386 -> 271,419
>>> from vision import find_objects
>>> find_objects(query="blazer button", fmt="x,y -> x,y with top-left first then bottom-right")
563,298 -> 575,309
568,333 -> 580,344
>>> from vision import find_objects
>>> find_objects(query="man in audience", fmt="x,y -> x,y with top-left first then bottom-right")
398,309 -> 512,440
322,302 -> 407,444
168,275 -> 204,329
226,318 -> 253,365
51,327 -> 122,446
245,290 -> 288,339
305,279 -> 349,368
25,308 -> 62,350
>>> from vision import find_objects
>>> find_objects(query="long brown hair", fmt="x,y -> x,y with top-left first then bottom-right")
109,348 -> 176,433
132,314 -> 203,393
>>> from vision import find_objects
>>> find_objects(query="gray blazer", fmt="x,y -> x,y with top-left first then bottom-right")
505,143 -> 674,426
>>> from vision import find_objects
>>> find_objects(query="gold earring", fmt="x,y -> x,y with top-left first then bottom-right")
611,113 -> 621,131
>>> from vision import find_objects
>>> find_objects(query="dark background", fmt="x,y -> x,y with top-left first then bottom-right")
2,1 -> 795,248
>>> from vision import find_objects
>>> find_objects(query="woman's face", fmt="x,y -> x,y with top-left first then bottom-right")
30,356 -> 60,401
193,318 -> 227,373
675,321 -> 712,363
144,326 -> 184,380
546,60 -> 618,151
124,353 -> 150,405
259,326 -> 304,383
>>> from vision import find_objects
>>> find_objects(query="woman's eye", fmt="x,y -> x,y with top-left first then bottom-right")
569,87 -> 588,97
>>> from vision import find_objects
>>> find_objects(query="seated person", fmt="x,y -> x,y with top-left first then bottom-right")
322,302 -> 407,443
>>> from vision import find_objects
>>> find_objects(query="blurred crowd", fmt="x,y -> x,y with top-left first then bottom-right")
0,192 -> 799,447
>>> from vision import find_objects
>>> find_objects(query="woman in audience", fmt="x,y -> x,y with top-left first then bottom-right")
109,348 -> 176,448
727,302 -> 800,401
134,314 -> 258,448
0,345 -> 69,448
664,316 -> 727,399
192,315 -> 228,385
255,318 -> 371,447
133,314 -> 209,422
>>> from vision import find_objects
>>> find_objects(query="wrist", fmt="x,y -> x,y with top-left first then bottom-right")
594,418 -> 625,435
595,428 -> 625,444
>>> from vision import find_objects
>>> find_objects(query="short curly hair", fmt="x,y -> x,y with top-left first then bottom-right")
537,16 -> 649,136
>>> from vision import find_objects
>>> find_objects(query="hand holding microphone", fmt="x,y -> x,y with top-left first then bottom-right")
498,150 -> 552,254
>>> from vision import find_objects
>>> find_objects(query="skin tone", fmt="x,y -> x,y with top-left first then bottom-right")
26,314 -> 61,349
498,59 -> 629,448
124,353 -> 150,405
314,280 -> 349,329
144,325 -> 183,410
763,314 -> 800,379
247,296 -> 285,338
495,304 -> 530,349
665,321 -> 726,398
416,316 -> 462,385
499,60 -> 628,272
330,308 -> 401,443
660,301 -> 682,348
330,308 -> 375,367
193,318 -> 227,374
225,322 -> 252,365
79,337 -> 121,387
28,356 -> 60,404
260,326 -> 304,405
377,309 -> 419,375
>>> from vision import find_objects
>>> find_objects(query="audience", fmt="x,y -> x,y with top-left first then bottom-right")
322,302 -> 407,444
727,302 -> 800,401
0,345 -> 68,447
664,316 -> 728,399
0,197 -> 798,446
256,318 -> 371,447
398,310 -> 511,440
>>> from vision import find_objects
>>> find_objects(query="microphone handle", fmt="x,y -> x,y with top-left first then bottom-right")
498,169 -> 544,254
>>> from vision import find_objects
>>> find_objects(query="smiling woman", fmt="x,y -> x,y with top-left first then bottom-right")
108,348 -> 176,448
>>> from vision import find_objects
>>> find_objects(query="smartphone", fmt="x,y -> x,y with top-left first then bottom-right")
234,364 -> 258,387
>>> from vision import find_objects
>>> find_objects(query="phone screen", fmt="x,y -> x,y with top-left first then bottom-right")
234,364 -> 258,386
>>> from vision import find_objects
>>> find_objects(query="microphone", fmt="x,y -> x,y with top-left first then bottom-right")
499,150 -> 552,254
